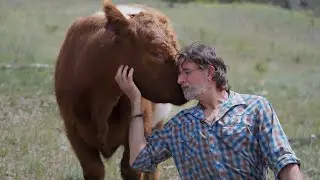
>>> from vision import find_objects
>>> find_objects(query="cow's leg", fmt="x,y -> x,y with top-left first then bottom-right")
66,127 -> 105,180
141,170 -> 160,180
91,90 -> 122,151
120,144 -> 161,180
120,143 -> 140,180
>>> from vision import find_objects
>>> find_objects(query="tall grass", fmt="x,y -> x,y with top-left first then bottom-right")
0,0 -> 319,179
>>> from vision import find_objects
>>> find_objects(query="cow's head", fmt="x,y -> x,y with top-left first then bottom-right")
103,1 -> 187,105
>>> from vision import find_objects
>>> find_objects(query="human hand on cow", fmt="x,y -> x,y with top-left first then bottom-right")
115,65 -> 142,103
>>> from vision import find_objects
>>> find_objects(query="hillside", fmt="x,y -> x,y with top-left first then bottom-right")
0,0 -> 319,179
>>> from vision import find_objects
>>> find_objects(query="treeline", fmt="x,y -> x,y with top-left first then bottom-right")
163,0 -> 319,16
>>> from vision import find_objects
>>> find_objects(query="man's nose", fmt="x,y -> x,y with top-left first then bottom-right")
177,74 -> 185,84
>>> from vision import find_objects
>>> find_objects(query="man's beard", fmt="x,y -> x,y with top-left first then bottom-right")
182,82 -> 207,100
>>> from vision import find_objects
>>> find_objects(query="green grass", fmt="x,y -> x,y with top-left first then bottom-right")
1,0 -> 319,179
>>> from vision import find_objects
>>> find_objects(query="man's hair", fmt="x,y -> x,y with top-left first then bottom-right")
175,42 -> 230,91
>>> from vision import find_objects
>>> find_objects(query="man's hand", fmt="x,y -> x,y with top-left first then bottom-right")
115,65 -> 141,103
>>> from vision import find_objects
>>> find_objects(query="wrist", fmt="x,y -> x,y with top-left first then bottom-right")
130,98 -> 142,114
130,98 -> 141,106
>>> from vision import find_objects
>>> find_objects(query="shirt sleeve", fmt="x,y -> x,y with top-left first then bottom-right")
256,97 -> 301,178
131,121 -> 173,172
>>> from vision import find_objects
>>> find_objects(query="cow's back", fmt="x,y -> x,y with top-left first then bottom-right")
55,15 -> 112,90
54,15 -> 121,123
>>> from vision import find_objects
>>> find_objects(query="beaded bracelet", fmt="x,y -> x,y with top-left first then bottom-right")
129,113 -> 144,119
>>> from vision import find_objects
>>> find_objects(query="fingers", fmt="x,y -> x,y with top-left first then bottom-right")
115,65 -> 124,82
128,67 -> 134,81
114,65 -> 139,100
121,65 -> 129,82
115,65 -> 134,84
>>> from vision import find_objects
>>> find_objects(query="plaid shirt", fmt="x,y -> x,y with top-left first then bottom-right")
131,91 -> 301,180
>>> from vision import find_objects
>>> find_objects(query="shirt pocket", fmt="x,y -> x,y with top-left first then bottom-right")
219,123 -> 251,153
181,130 -> 209,179
181,130 -> 200,158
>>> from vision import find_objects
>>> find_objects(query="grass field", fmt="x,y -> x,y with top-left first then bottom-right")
0,0 -> 320,179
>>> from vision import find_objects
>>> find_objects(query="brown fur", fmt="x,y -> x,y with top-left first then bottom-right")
54,1 -> 186,180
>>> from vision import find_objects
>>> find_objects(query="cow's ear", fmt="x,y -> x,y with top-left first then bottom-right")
103,1 -> 131,35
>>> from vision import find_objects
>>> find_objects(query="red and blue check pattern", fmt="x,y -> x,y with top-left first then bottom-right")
131,91 -> 300,180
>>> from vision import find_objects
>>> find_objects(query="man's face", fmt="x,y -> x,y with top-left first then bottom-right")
177,61 -> 209,100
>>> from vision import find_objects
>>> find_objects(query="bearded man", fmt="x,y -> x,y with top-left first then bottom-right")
115,42 -> 303,180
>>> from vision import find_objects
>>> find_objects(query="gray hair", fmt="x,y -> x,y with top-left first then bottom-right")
175,42 -> 230,91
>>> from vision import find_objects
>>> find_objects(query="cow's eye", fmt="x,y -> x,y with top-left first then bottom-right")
150,52 -> 163,61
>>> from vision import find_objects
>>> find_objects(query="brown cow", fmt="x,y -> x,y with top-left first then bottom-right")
54,0 -> 187,180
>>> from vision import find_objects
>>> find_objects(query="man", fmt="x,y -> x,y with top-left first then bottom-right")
115,42 -> 303,179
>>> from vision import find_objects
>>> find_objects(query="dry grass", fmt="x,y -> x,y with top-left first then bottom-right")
1,0 -> 320,179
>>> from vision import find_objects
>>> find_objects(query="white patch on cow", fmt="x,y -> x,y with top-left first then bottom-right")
93,11 -> 105,16
116,5 -> 144,19
152,103 -> 173,128
92,5 -> 143,19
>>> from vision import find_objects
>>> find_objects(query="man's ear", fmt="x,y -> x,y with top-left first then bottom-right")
103,0 -> 131,35
208,65 -> 215,81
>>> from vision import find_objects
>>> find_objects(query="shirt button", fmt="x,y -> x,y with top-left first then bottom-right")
216,162 -> 222,168
210,146 -> 215,153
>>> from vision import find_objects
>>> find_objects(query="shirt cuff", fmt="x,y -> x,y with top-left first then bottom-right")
131,145 -> 157,173
275,153 -> 301,177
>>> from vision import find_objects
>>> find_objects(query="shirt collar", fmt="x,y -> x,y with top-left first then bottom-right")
185,91 -> 247,121
216,91 -> 246,120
